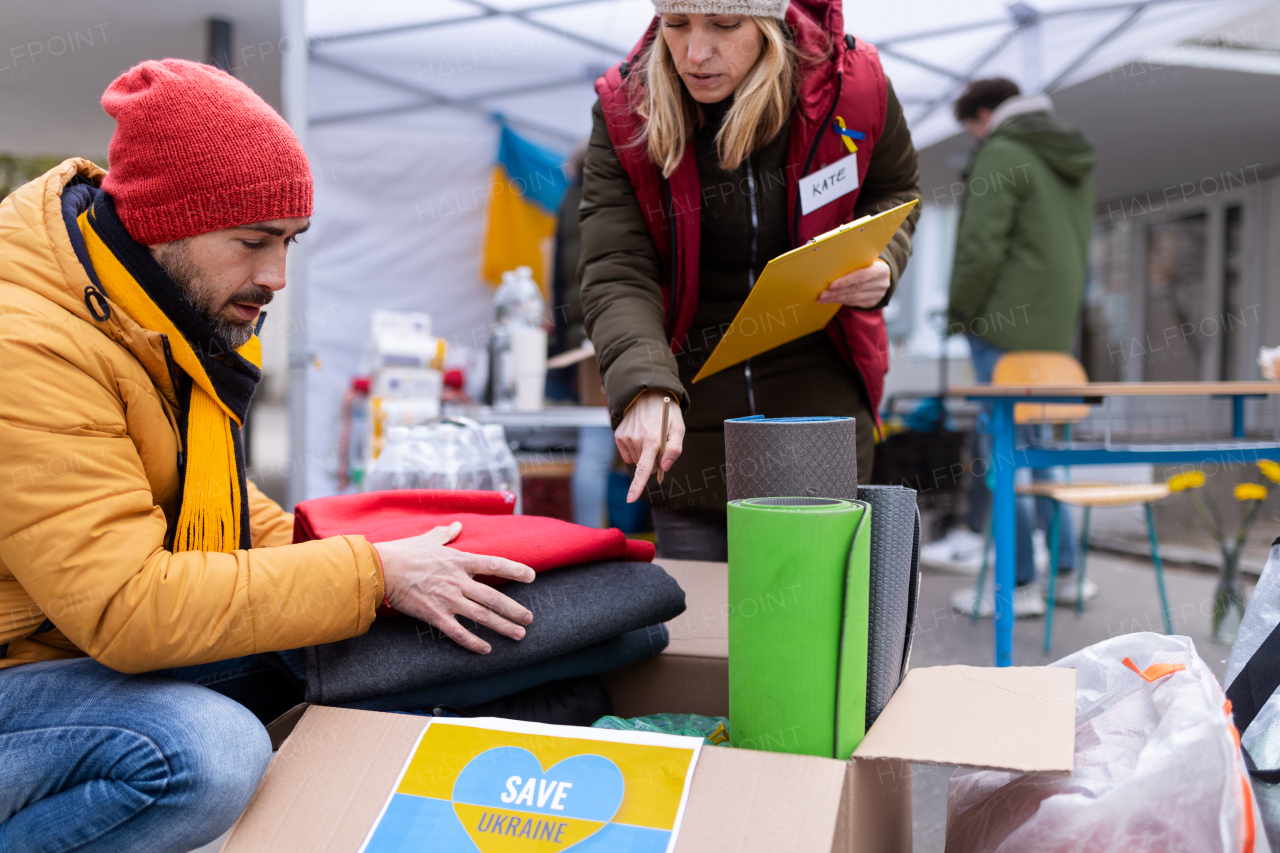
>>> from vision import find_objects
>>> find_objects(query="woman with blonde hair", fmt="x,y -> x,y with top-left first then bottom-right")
580,0 -> 921,559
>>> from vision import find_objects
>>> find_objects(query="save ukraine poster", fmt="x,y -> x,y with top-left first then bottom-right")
358,717 -> 703,853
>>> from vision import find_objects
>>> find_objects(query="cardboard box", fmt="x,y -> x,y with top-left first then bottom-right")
601,560 -> 731,719
224,560 -> 1076,852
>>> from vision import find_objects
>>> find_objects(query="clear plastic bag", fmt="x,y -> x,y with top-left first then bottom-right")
946,633 -> 1267,853
366,426 -> 440,491
1227,540 -> 1280,850
481,424 -> 521,499
366,418 -> 521,509
592,714 -> 729,745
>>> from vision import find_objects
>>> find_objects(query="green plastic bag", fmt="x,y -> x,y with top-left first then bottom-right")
592,713 -> 729,745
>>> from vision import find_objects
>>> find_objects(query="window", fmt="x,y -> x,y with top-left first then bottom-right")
1082,220 -> 1132,381
1221,205 -> 1246,380
1144,214 -> 1207,381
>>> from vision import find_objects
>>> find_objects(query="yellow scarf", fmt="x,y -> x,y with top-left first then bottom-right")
78,208 -> 261,553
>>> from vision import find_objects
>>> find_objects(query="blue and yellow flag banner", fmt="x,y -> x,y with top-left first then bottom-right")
480,126 -> 568,294
358,717 -> 702,853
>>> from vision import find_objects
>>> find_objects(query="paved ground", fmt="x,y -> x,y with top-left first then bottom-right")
906,551 -> 1247,852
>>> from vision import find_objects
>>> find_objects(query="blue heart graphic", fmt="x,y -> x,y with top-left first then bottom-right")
452,746 -> 624,823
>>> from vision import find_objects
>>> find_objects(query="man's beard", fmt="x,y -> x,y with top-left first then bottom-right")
156,239 -> 272,351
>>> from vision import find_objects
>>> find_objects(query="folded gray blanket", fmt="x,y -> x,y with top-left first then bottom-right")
305,560 -> 686,705
338,624 -> 670,712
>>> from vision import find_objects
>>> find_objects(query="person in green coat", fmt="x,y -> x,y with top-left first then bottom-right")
947,78 -> 1096,351
937,78 -> 1097,616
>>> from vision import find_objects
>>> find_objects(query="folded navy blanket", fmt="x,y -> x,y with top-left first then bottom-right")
305,560 -> 686,705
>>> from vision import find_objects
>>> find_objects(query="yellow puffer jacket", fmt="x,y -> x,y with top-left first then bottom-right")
0,159 -> 383,672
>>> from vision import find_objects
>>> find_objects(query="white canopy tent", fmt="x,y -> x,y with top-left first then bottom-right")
288,0 -> 1279,502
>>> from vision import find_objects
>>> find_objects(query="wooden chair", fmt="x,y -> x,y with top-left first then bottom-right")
969,352 -> 1174,652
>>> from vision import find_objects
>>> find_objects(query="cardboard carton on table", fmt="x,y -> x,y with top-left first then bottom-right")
225,561 -> 1076,853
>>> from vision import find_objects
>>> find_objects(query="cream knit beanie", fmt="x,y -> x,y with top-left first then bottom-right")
652,0 -> 789,18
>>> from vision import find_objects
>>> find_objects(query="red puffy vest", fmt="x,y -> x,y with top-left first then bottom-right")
594,0 -> 891,414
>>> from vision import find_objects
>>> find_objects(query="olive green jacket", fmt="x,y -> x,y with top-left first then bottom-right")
947,108 -> 1096,352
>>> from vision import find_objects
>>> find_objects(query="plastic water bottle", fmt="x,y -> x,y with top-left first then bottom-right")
488,267 -> 546,409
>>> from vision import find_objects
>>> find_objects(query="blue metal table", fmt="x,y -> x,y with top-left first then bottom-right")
951,381 -> 1280,667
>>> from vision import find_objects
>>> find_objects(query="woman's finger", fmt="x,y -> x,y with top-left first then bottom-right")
616,423 -> 642,465
616,433 -> 637,465
628,436 -> 659,502
824,279 -> 865,295
659,412 -> 685,470
827,260 -> 887,292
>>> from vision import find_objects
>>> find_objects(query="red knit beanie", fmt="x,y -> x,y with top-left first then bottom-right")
101,58 -> 312,245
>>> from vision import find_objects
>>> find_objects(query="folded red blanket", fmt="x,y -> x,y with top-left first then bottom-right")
292,490 -> 656,571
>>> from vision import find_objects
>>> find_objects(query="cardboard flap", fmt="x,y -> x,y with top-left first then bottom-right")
223,706 -> 429,852
673,747 -> 848,853
853,666 -> 1076,775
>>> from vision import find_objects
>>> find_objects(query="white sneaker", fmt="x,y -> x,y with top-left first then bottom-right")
921,528 -> 987,575
950,585 -> 1047,618
1049,575 -> 1099,606
1032,530 -> 1050,574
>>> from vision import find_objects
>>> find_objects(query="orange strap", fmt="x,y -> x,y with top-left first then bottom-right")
1240,775 -> 1256,853
1121,657 -> 1186,682
1120,661 -> 1254,851
1223,699 -> 1257,853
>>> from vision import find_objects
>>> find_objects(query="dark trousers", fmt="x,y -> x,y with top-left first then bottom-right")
652,509 -> 728,562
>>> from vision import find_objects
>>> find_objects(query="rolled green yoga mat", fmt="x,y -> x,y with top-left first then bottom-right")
727,497 -> 871,760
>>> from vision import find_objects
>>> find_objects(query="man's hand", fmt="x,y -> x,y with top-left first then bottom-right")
376,522 -> 535,654
818,258 -> 891,308
615,389 -> 685,503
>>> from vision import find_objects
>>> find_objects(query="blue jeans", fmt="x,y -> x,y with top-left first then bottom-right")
0,657 -> 271,853
965,334 -> 1077,585
572,426 -> 616,528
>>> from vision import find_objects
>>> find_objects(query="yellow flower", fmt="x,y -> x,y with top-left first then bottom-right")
1167,471 -> 1206,492
1258,460 -> 1280,485
1235,483 -> 1268,502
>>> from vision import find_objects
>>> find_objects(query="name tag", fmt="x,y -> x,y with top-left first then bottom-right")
799,152 -> 858,216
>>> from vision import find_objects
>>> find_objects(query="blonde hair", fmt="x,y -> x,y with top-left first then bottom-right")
632,17 -> 803,178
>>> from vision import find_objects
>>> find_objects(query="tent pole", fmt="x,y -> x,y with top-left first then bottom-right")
880,0 -> 1198,48
311,0 -> 607,47
282,0 -> 310,510
1044,3 -> 1149,93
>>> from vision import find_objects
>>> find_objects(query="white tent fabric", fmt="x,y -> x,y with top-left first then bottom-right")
298,0 -> 1273,499
305,0 -> 1274,145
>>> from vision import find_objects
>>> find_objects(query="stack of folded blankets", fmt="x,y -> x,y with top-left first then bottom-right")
292,490 -> 686,712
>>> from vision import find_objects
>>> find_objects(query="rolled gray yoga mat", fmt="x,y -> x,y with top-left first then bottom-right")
722,415 -> 919,728
724,416 -> 858,501
305,561 -> 686,705
857,485 -> 922,728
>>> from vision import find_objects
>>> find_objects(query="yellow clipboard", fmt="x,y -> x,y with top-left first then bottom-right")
692,199 -> 918,383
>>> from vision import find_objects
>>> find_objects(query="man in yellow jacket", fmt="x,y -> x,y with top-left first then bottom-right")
0,60 -> 536,852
